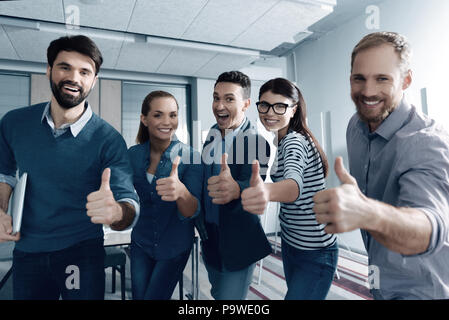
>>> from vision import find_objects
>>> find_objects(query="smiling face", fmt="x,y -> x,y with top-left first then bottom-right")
213,82 -> 250,136
350,44 -> 411,132
47,50 -> 97,110
258,90 -> 297,139
140,96 -> 178,142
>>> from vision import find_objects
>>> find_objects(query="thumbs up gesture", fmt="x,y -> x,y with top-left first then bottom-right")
86,168 -> 123,225
156,156 -> 187,202
241,160 -> 269,215
207,153 -> 240,205
313,157 -> 368,234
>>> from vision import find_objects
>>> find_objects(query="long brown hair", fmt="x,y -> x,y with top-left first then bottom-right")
136,90 -> 178,144
259,78 -> 329,177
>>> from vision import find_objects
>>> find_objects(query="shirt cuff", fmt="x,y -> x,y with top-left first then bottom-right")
117,198 -> 140,230
401,207 -> 441,258
0,173 -> 17,188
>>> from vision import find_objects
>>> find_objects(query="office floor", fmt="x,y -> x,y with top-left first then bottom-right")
104,235 -> 373,300
0,235 -> 372,300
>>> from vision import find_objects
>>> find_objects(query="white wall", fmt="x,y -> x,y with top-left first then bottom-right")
291,0 -> 449,253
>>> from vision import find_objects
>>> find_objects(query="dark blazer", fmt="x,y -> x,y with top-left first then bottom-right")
196,118 -> 272,271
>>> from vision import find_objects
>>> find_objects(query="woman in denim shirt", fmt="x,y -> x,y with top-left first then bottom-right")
128,90 -> 202,300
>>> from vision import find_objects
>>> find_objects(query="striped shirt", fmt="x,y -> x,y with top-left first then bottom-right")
271,130 -> 336,250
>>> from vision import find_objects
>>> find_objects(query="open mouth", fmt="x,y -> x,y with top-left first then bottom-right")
61,83 -> 82,95
216,112 -> 230,124
158,128 -> 172,133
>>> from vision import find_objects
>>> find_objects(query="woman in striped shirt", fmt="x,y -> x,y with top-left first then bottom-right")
241,78 -> 338,299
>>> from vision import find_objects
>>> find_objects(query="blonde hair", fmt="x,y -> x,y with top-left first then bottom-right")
351,32 -> 412,76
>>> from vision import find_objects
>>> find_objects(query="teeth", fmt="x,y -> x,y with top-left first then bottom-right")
265,119 -> 278,124
64,85 -> 79,92
217,113 -> 229,117
364,100 -> 380,105
159,128 -> 170,132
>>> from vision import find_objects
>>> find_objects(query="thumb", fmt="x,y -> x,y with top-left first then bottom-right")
220,153 -> 230,173
334,157 -> 356,185
170,156 -> 181,177
250,160 -> 262,187
100,168 -> 111,191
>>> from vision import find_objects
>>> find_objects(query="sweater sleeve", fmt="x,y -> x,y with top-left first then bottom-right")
281,134 -> 308,202
0,112 -> 18,182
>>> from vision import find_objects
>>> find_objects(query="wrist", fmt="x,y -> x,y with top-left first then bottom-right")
233,180 -> 241,200
178,183 -> 190,201
360,197 -> 380,231
111,202 -> 124,226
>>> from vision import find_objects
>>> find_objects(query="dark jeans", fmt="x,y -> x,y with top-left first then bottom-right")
12,237 -> 105,300
130,242 -> 190,300
282,240 -> 338,300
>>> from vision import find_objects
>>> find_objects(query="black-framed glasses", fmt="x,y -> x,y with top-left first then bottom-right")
256,101 -> 296,115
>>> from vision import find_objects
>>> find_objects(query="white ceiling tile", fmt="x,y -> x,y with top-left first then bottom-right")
82,36 -> 123,69
0,26 -> 20,60
231,0 -> 333,51
4,27 -> 67,62
194,53 -> 258,79
156,47 -> 216,76
63,0 -> 136,31
0,0 -> 65,23
115,42 -> 172,73
127,0 -> 208,38
181,0 -> 278,46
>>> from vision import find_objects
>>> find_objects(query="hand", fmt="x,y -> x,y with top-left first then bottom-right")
86,168 -> 123,226
207,153 -> 240,205
156,156 -> 186,202
241,160 -> 269,215
313,157 -> 369,233
0,210 -> 20,242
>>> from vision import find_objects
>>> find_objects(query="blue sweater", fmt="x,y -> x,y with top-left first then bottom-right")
0,103 -> 138,252
128,139 -> 202,260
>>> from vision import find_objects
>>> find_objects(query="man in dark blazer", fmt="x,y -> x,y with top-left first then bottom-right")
196,71 -> 272,300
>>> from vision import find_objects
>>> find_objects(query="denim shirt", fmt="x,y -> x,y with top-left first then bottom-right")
128,139 -> 203,260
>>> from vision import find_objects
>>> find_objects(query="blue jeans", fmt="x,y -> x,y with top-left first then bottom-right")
282,240 -> 338,300
205,262 -> 256,300
130,242 -> 190,300
12,237 -> 105,300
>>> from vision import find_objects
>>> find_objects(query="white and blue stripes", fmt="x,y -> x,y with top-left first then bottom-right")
271,130 -> 336,250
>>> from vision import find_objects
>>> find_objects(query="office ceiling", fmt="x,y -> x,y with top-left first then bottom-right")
0,0 -> 372,79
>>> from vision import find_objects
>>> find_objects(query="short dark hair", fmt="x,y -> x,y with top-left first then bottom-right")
47,35 -> 103,75
214,71 -> 251,99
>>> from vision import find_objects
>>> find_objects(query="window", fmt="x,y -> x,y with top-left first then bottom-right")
122,81 -> 190,148
0,72 -> 30,120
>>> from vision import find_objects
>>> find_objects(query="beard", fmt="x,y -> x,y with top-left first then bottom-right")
49,74 -> 91,110
353,94 -> 396,125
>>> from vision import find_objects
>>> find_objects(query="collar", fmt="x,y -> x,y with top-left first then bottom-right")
41,101 -> 93,137
356,97 -> 411,141
143,136 -> 181,161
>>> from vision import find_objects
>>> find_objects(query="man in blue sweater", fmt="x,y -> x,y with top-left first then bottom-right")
0,35 -> 139,300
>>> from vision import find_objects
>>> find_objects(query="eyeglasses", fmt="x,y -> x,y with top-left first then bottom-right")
256,101 -> 296,115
